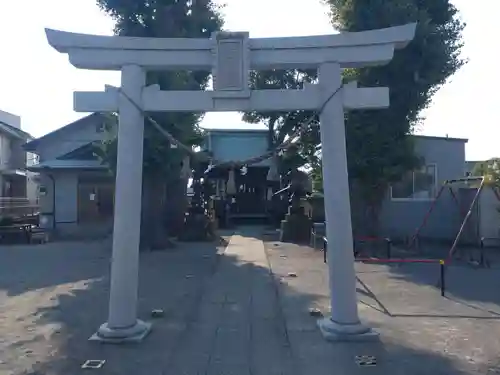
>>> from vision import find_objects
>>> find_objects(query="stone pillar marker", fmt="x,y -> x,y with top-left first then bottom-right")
44,23 -> 416,343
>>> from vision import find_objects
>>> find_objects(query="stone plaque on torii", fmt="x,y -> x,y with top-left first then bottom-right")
45,23 -> 416,343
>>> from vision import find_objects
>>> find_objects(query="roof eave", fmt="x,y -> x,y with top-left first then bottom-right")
22,113 -> 102,152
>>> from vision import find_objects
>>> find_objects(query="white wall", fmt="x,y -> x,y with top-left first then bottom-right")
26,153 -> 39,204
38,174 -> 54,229
0,109 -> 21,129
0,134 -> 12,170
479,188 -> 500,240
38,172 -> 78,230
26,172 -> 39,204
379,136 -> 467,240
54,173 -> 78,226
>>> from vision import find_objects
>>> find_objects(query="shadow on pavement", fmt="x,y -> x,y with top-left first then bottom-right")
384,261 -> 500,311
0,240 -> 110,297
347,240 -> 500,313
0,230 -> 484,375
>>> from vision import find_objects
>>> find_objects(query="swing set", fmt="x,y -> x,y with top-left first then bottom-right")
407,176 -> 493,265
320,175 -> 500,299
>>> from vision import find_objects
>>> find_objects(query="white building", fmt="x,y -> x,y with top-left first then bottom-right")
0,109 -> 38,203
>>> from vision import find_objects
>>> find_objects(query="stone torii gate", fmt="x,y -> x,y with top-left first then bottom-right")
45,23 -> 416,343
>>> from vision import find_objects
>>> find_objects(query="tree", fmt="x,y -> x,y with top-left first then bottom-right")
472,159 -> 500,187
95,0 -> 224,249
243,70 -> 318,177
321,0 -> 466,235
310,159 -> 324,194
244,0 -> 465,236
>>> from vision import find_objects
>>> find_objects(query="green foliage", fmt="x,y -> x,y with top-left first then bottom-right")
95,0 -> 224,177
245,0 -> 465,236
472,159 -> 500,187
243,69 -> 318,172
325,0 -> 466,207
311,159 -> 324,193
93,113 -> 118,171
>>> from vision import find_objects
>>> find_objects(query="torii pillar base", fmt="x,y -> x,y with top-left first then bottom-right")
89,320 -> 152,343
318,318 -> 379,342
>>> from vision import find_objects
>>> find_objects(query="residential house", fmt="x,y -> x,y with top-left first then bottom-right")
379,135 -> 468,241
0,109 -> 37,203
23,113 -> 113,237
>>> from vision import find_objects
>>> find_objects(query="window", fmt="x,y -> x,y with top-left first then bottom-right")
391,164 -> 437,200
26,153 -> 39,166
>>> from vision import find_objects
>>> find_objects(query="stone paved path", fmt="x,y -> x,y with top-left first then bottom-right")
167,228 -> 297,375
1,228 -> 500,374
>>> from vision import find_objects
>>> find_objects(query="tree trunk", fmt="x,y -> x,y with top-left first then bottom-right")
365,202 -> 381,238
164,177 -> 188,237
349,180 -> 365,238
140,174 -> 172,251
362,184 -> 386,239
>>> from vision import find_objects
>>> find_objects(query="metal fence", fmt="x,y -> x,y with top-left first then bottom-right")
0,197 -> 39,220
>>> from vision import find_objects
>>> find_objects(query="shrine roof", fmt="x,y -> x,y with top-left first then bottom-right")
204,128 -> 267,135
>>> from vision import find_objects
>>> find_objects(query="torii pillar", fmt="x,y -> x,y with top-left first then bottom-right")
94,64 -> 150,342
44,23 -> 416,343
317,65 -> 376,340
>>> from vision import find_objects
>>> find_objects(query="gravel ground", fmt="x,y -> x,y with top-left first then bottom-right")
264,235 -> 500,374
0,237 -> 230,375
1,230 -> 500,375
0,240 -> 112,375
